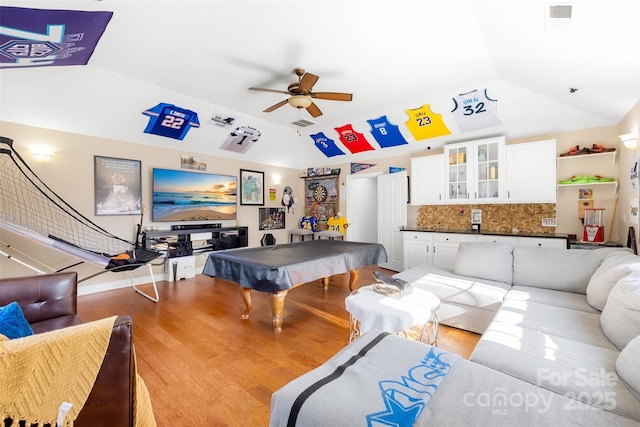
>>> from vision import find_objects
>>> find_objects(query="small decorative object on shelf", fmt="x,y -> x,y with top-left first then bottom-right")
559,144 -> 616,157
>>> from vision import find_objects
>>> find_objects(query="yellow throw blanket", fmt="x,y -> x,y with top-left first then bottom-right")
0,316 -> 156,427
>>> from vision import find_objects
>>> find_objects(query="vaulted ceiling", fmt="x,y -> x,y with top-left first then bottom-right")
1,0 -> 639,168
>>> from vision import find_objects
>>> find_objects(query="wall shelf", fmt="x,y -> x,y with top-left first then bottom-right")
556,150 -> 617,167
557,181 -> 618,194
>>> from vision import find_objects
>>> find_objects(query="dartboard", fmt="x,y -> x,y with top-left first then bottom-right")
313,185 -> 328,202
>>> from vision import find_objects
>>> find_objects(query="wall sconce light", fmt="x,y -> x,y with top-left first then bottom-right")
619,132 -> 638,150
272,174 -> 282,185
31,148 -> 54,163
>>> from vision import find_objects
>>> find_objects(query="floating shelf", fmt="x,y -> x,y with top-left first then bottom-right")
556,150 -> 617,166
557,181 -> 618,194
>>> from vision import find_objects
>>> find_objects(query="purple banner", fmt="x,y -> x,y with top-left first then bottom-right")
0,6 -> 113,68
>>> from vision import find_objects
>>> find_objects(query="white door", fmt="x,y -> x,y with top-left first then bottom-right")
346,173 -> 380,243
377,171 -> 407,271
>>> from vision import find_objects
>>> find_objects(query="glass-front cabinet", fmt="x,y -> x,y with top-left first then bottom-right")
444,136 -> 506,204
446,145 -> 469,201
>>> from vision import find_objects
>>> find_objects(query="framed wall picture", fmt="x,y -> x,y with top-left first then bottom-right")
259,207 -> 286,230
94,156 -> 142,215
303,175 -> 339,231
240,169 -> 264,205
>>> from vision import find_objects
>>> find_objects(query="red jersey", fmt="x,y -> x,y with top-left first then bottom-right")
334,124 -> 375,154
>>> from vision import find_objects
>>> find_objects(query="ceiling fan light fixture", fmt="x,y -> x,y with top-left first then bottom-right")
288,95 -> 312,109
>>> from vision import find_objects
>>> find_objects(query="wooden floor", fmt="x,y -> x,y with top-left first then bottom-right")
77,266 -> 480,427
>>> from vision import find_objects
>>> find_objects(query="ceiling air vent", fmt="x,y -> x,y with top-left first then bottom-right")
546,4 -> 573,31
292,118 -> 315,127
549,4 -> 572,18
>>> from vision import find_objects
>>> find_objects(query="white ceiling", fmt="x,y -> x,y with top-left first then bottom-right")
1,0 -> 639,169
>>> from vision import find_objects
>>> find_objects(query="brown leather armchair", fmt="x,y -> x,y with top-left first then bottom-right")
0,272 -> 134,426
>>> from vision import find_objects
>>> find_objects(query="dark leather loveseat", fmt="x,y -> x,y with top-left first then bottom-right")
0,272 -> 135,426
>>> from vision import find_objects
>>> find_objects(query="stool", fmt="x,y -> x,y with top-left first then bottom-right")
290,228 -> 315,243
315,230 -> 344,240
345,285 -> 440,345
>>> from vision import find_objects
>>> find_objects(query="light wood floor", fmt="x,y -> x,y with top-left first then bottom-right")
77,266 -> 481,426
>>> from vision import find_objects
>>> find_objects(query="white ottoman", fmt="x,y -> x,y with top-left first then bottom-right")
345,285 -> 440,345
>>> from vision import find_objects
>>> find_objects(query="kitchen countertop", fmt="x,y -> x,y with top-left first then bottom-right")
401,228 -> 569,239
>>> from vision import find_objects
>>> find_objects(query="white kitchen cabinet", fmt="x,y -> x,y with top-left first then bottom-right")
402,231 -> 431,270
410,154 -> 444,205
402,231 -> 568,270
431,233 -> 477,269
517,236 -> 567,249
444,136 -> 506,204
506,139 -> 556,203
476,234 -> 519,245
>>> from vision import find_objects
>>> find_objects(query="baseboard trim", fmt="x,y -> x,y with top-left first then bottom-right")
78,266 -> 205,296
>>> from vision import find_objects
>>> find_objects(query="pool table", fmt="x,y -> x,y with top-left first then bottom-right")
202,239 -> 388,332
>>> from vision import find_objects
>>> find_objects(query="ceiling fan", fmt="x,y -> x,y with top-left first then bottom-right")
248,67 -> 352,118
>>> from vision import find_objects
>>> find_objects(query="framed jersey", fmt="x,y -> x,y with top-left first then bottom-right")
220,126 -> 261,153
404,104 -> 451,140
334,124 -> 375,154
310,132 -> 345,157
142,103 -> 200,140
366,116 -> 408,148
451,89 -> 503,132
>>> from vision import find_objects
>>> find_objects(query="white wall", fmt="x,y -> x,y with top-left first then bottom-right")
0,121 -> 303,287
2,107 -> 639,291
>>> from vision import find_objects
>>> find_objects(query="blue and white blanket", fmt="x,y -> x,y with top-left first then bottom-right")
270,331 -> 460,427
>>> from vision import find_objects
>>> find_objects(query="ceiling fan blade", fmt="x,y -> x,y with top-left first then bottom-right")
306,102 -> 322,118
249,87 -> 289,95
298,73 -> 319,93
263,99 -> 289,112
311,92 -> 353,102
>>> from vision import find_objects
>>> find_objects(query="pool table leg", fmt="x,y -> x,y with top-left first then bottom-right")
239,287 -> 252,320
269,290 -> 288,333
349,269 -> 360,291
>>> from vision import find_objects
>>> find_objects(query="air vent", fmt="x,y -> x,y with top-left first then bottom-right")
292,118 -> 315,127
545,3 -> 573,31
549,4 -> 572,18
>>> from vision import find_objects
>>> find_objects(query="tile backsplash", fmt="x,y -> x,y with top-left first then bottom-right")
417,203 -> 556,233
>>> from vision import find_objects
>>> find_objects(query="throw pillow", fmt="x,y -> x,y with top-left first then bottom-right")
587,251 -> 640,311
453,242 -> 514,284
600,269 -> 640,350
0,301 -> 34,339
616,334 -> 640,400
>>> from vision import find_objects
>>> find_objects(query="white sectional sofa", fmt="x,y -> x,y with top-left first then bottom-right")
270,243 -> 640,426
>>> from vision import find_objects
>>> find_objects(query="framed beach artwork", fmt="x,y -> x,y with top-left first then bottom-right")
240,169 -> 264,206
94,156 -> 142,216
151,168 -> 237,222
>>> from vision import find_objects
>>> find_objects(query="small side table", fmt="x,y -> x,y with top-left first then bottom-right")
315,230 -> 344,240
290,228 -> 315,243
345,285 -> 440,345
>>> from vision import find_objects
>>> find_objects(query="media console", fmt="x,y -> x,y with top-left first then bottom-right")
143,226 -> 248,253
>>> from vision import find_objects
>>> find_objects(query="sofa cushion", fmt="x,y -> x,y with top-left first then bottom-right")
506,286 -> 599,314
587,251 -> 640,311
512,246 -> 623,293
394,264 -> 511,309
453,242 -> 513,284
616,335 -> 640,400
0,301 -> 34,339
470,322 -> 640,421
600,270 -> 640,350
491,298 -> 617,350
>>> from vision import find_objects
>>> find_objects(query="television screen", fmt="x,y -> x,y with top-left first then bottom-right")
152,168 -> 237,222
